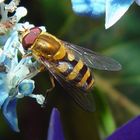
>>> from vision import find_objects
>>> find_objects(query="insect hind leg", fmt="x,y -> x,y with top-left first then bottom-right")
42,73 -> 55,107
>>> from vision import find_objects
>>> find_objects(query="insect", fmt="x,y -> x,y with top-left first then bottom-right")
20,27 -> 121,112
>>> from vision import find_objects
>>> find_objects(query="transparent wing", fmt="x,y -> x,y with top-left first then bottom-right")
62,41 -> 122,71
51,71 -> 96,112
40,58 -> 95,112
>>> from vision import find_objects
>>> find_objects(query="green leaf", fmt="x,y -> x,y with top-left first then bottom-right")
94,88 -> 116,137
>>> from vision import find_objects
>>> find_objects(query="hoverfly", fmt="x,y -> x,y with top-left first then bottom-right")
20,27 -> 121,112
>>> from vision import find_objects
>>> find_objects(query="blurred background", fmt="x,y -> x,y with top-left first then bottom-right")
0,0 -> 140,140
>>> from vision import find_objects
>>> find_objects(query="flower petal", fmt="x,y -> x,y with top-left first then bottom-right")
0,54 -> 11,68
2,97 -> 19,132
71,0 -> 105,17
105,0 -> 134,29
0,73 -> 9,107
0,91 -> 8,107
47,108 -> 65,140
0,34 -> 9,46
15,7 -> 27,22
107,116 -> 140,140
18,79 -> 35,96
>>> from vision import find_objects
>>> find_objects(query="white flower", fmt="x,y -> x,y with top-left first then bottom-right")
0,31 -> 44,132
0,0 -> 46,132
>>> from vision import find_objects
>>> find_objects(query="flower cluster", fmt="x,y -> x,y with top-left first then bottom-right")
71,0 -> 140,28
0,0 -> 45,132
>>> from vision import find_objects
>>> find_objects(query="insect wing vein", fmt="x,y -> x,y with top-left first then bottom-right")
41,59 -> 95,112
62,41 -> 121,71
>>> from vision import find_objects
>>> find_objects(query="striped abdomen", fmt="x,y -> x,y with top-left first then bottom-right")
29,31 -> 94,90
56,50 -> 94,91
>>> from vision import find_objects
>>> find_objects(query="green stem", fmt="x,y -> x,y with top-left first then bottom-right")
95,74 -> 140,115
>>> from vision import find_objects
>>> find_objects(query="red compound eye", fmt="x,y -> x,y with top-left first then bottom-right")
22,27 -> 42,50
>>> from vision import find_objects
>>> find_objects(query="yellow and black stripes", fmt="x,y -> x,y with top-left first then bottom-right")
27,29 -> 94,92
56,49 -> 94,91
66,59 -> 83,80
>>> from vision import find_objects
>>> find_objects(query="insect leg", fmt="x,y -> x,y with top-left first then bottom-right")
42,73 -> 55,107
22,52 -> 32,58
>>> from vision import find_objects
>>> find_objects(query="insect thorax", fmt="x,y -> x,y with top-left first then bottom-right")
31,32 -> 61,60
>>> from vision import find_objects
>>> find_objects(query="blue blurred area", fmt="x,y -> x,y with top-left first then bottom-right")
71,0 -> 105,16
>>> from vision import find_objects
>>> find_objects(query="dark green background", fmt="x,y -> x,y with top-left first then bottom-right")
0,1 -> 140,140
